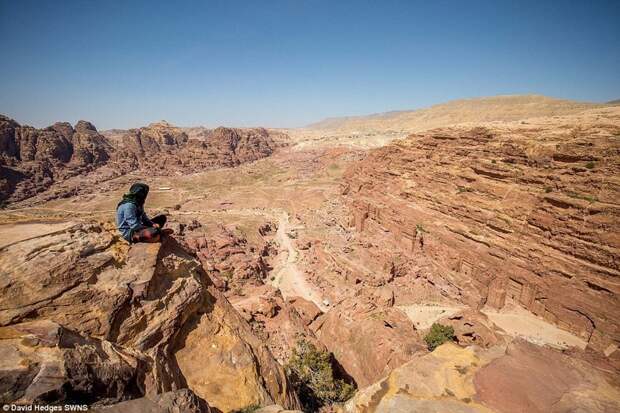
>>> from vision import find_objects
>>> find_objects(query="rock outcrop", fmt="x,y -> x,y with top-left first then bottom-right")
91,389 -> 211,413
342,341 -> 620,413
343,115 -> 620,354
0,320 -> 144,405
0,221 -> 300,411
0,115 -> 283,204
187,224 -> 271,293
311,295 -> 425,388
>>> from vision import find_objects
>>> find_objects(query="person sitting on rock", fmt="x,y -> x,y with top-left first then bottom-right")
116,183 -> 167,243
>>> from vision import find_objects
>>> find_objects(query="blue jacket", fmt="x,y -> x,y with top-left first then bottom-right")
116,203 -> 153,242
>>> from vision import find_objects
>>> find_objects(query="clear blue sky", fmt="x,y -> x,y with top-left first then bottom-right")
1,0 -> 618,129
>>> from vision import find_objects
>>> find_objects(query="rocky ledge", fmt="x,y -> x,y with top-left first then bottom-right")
0,221 -> 300,412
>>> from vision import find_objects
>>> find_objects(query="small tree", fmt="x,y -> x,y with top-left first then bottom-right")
286,339 -> 355,411
424,323 -> 455,351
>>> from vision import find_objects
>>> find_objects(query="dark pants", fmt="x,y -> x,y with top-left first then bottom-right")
131,214 -> 167,243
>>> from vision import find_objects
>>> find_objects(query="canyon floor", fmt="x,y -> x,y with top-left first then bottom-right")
1,97 -> 619,412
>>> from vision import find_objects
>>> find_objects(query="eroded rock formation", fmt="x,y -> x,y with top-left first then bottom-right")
341,341 -> 620,413
343,120 -> 620,354
0,115 -> 283,204
0,221 -> 300,411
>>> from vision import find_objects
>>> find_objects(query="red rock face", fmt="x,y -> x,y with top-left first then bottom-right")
473,340 -> 618,413
343,122 -> 620,353
186,224 -> 271,292
0,116 -> 283,204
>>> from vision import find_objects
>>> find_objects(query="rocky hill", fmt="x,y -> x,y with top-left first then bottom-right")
308,95 -> 607,132
342,107 -> 620,355
0,220 -> 301,412
0,116 -> 284,204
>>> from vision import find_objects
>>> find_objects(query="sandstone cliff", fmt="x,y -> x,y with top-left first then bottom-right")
0,116 -> 283,205
0,221 -> 300,411
342,110 -> 620,354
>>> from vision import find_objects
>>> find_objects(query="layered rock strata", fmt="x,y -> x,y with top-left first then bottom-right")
343,118 -> 620,353
0,116 -> 282,204
0,221 -> 300,411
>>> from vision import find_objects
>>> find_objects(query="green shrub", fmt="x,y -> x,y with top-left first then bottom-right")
285,339 -> 355,410
424,323 -> 455,351
544,186 -> 553,193
566,191 -> 598,203
585,161 -> 595,169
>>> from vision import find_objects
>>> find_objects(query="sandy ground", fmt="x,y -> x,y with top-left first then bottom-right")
0,221 -> 77,249
271,211 -> 327,311
399,302 -> 587,350
482,305 -> 587,350
398,304 -> 464,329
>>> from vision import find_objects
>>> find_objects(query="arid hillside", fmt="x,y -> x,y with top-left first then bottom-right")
0,116 -> 284,205
343,107 -> 620,353
1,102 -> 619,413
308,95 -> 607,132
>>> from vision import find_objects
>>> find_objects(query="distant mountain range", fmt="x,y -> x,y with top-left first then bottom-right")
307,95 -> 614,132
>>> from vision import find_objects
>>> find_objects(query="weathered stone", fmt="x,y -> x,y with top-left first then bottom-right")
312,295 -> 424,388
0,116 -> 283,205
91,389 -> 211,413
0,222 -> 300,411
342,340 -> 620,413
343,122 -> 620,353
0,320 -> 145,405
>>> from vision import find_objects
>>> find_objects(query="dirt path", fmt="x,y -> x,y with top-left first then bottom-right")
4,204 -> 328,312
270,211 -> 328,311
174,207 -> 328,311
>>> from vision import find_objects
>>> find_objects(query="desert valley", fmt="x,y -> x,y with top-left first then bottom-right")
1,94 -> 619,412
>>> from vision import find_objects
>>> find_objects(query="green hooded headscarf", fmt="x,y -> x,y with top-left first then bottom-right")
117,183 -> 149,212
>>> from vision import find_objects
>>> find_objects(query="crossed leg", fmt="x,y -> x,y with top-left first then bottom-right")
131,226 -> 161,243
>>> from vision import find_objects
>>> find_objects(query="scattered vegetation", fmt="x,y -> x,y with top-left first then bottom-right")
585,161 -> 595,169
285,339 -> 355,410
424,323 -> 456,351
416,223 -> 427,234
456,185 -> 473,194
544,186 -> 553,193
565,191 -> 598,203
491,159 -> 497,164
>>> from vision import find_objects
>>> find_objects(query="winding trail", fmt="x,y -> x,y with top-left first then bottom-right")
173,207 -> 327,311
2,204 -> 328,312
271,211 -> 328,311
